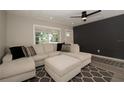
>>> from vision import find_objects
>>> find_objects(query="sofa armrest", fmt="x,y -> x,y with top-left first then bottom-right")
70,44 -> 80,53
0,57 -> 35,79
2,54 -> 12,63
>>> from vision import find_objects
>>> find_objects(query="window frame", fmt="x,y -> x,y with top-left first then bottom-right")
33,24 -> 61,44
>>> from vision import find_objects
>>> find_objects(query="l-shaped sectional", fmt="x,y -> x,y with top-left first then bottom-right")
0,44 -> 92,82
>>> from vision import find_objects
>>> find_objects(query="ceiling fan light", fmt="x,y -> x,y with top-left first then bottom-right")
82,17 -> 87,21
82,17 -> 87,20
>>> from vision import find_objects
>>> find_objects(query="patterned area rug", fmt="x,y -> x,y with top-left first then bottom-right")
24,63 -> 114,82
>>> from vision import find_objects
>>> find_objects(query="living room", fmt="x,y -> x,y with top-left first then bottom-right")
0,10 -> 124,82
0,0 -> 124,92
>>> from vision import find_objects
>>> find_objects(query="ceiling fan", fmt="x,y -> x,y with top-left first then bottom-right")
70,10 -> 102,21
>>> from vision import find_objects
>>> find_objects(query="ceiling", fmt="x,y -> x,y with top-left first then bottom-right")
6,10 -> 124,27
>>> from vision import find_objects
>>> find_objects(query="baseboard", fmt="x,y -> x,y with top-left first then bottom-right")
92,54 -> 124,63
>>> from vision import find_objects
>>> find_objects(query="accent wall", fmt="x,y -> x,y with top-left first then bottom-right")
74,14 -> 124,59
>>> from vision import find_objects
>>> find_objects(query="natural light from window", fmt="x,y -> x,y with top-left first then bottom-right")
34,25 -> 61,44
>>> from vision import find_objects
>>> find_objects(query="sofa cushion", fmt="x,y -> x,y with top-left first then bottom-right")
32,54 -> 48,62
44,44 -> 54,53
70,44 -> 80,53
0,57 -> 35,79
9,46 -> 25,60
2,54 -> 12,63
62,52 -> 92,61
48,51 -> 60,57
33,44 -> 45,55
45,55 -> 81,77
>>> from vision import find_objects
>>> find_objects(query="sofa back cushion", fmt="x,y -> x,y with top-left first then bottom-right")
52,44 -> 57,51
43,44 -> 54,53
9,46 -> 26,60
70,44 -> 80,53
33,44 -> 45,55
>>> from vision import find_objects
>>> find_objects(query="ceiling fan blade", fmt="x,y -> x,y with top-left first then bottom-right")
87,10 -> 101,17
70,16 -> 82,18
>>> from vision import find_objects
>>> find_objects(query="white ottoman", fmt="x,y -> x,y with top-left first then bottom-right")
45,55 -> 82,82
62,52 -> 92,68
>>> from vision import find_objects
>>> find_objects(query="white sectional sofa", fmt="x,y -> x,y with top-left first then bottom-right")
0,57 -> 35,82
32,44 -> 61,67
32,44 -> 81,67
0,43 -> 92,82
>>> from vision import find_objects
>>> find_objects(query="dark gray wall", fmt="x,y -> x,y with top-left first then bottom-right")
73,14 -> 124,59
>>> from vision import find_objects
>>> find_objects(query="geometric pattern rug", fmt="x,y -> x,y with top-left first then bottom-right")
24,63 -> 114,82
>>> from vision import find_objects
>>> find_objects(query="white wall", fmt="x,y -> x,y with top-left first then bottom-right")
6,13 -> 73,46
64,29 -> 73,44
0,11 -> 6,61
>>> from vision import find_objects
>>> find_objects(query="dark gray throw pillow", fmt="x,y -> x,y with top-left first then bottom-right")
10,46 -> 26,60
27,46 -> 36,56
22,46 -> 29,57
57,42 -> 65,51
61,44 -> 71,52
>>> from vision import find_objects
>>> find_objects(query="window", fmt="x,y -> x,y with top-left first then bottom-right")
34,25 -> 61,44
